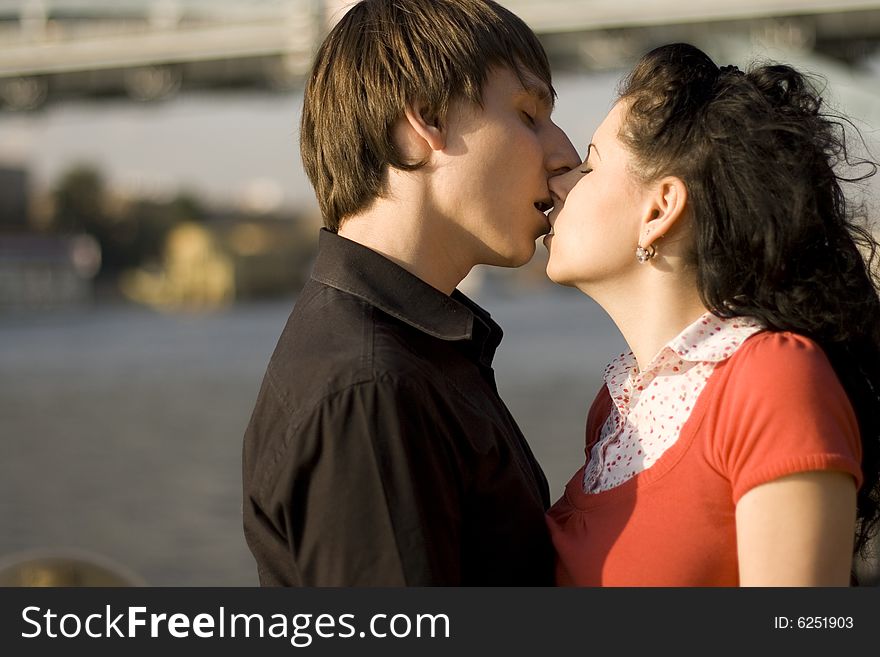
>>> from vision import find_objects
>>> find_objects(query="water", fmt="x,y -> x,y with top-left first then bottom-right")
0,287 -> 624,585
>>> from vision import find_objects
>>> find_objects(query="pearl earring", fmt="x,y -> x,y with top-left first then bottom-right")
636,244 -> 656,263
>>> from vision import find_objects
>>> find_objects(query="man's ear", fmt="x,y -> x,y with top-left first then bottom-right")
638,176 -> 688,248
403,104 -> 446,152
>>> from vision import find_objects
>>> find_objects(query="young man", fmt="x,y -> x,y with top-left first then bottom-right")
242,0 -> 578,586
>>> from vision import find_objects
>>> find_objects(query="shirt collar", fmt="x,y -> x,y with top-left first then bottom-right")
667,312 -> 764,363
310,229 -> 502,365
603,311 -> 764,390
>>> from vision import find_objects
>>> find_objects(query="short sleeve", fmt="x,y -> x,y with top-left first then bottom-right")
711,332 -> 863,503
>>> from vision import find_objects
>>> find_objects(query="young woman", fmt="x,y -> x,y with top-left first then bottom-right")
544,43 -> 880,586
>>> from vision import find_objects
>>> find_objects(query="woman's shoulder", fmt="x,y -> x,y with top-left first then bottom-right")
726,329 -> 833,380
738,327 -> 822,351
711,327 -> 854,428
705,328 -> 862,500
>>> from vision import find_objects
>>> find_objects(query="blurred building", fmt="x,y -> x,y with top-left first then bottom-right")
0,165 -> 29,227
0,165 -> 102,309
120,215 -> 316,311
0,232 -> 101,309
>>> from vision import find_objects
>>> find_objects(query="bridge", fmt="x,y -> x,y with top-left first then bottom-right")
1,0 -> 879,109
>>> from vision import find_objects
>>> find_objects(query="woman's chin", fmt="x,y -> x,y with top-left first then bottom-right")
545,261 -> 574,287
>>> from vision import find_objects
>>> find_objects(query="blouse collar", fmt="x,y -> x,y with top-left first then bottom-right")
603,312 -> 764,391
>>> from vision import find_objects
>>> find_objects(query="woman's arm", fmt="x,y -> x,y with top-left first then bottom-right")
735,470 -> 857,586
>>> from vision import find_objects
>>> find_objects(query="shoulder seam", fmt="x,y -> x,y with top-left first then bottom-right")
254,372 -> 447,496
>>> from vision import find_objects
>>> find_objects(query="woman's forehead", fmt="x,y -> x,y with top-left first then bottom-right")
590,103 -> 627,151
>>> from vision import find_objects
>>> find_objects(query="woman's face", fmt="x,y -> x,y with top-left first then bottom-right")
544,101 -> 653,289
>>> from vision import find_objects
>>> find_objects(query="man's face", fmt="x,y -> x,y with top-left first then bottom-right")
433,67 -> 579,268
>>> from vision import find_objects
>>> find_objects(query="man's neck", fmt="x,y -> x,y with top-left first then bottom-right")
337,198 -> 472,296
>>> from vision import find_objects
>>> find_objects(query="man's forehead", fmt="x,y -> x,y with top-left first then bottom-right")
493,65 -> 554,109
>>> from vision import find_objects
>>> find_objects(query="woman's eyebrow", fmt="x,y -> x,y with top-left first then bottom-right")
587,143 -> 602,161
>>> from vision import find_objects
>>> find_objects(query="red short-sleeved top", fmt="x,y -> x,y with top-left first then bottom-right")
546,331 -> 863,586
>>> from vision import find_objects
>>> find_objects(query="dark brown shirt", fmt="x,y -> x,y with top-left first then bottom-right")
242,229 -> 553,585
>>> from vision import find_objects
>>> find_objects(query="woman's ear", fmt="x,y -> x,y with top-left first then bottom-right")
638,176 -> 688,248
402,104 -> 446,152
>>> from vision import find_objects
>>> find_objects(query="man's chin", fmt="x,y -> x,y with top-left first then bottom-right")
480,239 -> 537,269
508,241 -> 538,268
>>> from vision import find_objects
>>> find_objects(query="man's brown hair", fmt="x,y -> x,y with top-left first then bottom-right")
300,0 -> 554,231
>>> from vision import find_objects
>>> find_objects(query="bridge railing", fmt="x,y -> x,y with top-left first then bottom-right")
2,0 -> 880,110
0,0 -> 323,108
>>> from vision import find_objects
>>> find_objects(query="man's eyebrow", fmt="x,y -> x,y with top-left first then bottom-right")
517,78 -> 554,110
587,143 -> 601,161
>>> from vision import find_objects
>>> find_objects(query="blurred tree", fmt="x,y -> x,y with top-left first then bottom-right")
53,164 -> 105,235
168,191 -> 206,224
124,199 -> 183,266
52,164 -> 208,278
53,163 -> 131,277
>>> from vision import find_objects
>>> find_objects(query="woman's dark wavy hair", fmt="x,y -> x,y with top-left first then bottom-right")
617,43 -> 880,561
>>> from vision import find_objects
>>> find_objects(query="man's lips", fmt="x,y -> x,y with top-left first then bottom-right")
534,199 -> 554,236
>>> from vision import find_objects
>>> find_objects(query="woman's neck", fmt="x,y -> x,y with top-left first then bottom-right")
584,269 -> 709,372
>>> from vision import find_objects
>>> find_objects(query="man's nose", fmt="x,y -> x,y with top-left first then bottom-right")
545,123 -> 580,176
